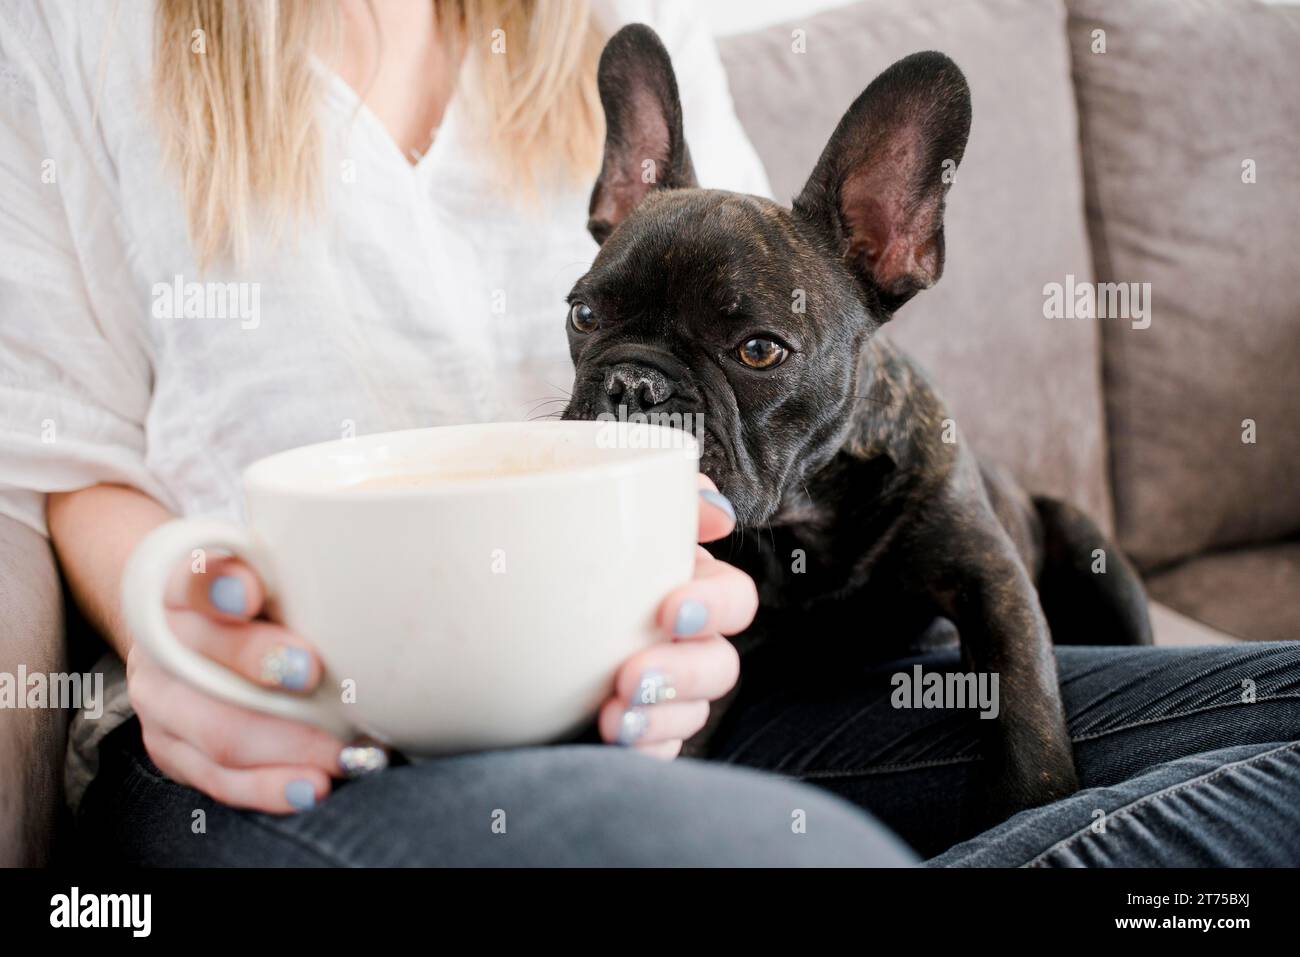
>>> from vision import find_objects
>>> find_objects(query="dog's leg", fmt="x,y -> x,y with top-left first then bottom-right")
919,519 -> 1080,819
1033,496 -> 1153,647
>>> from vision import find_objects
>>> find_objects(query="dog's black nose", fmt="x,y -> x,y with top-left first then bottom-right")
603,363 -> 674,413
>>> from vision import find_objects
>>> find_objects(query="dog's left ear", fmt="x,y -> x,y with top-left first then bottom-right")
794,51 -> 971,314
587,24 -> 697,245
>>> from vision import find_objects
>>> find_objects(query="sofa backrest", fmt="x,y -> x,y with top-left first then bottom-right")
720,0 -> 1113,528
1066,0 -> 1300,570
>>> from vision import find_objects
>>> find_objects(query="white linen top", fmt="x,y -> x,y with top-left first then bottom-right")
0,0 -> 770,536
0,0 -> 769,805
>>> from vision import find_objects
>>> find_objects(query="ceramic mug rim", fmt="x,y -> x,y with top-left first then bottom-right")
241,420 -> 701,500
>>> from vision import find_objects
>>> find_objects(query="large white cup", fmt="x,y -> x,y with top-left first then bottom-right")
122,420 -> 700,753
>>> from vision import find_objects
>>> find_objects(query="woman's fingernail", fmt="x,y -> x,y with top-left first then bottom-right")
339,745 -> 388,778
700,489 -> 736,523
285,779 -> 317,812
617,708 -> 649,746
261,645 -> 312,691
673,599 -> 709,636
634,670 -> 676,706
209,575 -> 246,615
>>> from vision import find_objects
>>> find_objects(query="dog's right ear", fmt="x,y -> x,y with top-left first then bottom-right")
587,24 -> 697,245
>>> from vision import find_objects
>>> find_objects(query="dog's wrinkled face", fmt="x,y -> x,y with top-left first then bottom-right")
563,189 -> 867,524
563,25 -> 971,525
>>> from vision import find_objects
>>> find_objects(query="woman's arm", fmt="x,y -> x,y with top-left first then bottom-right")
48,485 -> 175,660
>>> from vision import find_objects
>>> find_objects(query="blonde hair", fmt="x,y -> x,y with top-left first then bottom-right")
153,1 -> 604,270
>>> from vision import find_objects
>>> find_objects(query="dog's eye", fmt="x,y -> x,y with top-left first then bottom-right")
569,302 -> 597,333
736,337 -> 788,370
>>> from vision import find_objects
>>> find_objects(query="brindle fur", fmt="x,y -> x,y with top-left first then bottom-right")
563,25 -> 1152,820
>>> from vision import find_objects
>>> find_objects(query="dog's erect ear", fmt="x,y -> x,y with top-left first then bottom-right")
587,24 -> 697,245
794,51 -> 971,314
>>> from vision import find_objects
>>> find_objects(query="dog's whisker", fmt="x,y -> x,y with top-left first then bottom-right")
539,380 -> 574,400
526,398 -> 571,416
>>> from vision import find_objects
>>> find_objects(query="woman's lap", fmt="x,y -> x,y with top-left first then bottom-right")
711,641 -> 1300,862
76,717 -> 915,867
929,740 -> 1300,866
78,642 -> 1300,866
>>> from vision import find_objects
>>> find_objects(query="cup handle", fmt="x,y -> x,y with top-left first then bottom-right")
121,518 -> 354,740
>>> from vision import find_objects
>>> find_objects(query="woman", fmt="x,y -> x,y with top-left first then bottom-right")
1,0 -> 1297,866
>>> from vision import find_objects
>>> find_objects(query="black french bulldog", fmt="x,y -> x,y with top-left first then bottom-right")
563,24 -> 1152,819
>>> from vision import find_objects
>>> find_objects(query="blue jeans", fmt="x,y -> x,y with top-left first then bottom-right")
712,641 -> 1300,865
76,643 -> 1300,866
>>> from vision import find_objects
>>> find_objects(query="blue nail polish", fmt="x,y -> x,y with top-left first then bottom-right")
209,575 -> 246,616
673,599 -> 709,637
699,489 -> 736,523
285,779 -> 316,811
262,646 -> 312,691
617,708 -> 649,746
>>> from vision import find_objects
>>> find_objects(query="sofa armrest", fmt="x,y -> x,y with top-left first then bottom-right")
0,513 -> 66,866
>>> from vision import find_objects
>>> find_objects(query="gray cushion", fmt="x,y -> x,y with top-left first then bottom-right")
1067,0 -> 1300,568
1149,601 -> 1240,648
0,514 -> 66,866
720,0 -> 1113,528
1147,542 -> 1300,643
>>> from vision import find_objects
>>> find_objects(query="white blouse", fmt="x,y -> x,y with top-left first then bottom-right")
0,0 -> 770,535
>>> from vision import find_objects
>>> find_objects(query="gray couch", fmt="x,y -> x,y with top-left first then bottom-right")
3,0 -> 1296,866
1,516 -> 66,866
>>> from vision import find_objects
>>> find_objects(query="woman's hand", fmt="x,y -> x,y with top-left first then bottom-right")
597,476 -> 757,757
125,556 -> 381,815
